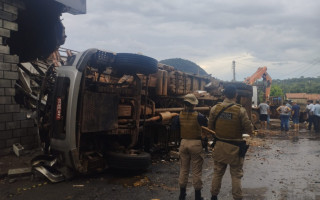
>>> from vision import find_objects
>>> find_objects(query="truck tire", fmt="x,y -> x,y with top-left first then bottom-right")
113,53 -> 158,75
237,89 -> 253,98
223,82 -> 252,91
106,151 -> 151,171
223,82 -> 253,98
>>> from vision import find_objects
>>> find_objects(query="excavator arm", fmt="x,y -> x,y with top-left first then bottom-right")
244,66 -> 272,100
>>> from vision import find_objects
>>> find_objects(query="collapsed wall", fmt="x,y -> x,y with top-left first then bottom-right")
0,0 -> 37,155
0,0 -> 85,155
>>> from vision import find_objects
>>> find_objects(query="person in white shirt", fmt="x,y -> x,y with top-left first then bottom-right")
276,102 -> 291,132
258,101 -> 270,130
306,100 -> 314,131
311,100 -> 320,133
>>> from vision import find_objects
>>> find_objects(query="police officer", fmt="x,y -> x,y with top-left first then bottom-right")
172,93 -> 208,200
208,85 -> 253,200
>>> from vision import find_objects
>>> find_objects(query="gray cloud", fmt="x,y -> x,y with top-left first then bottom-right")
62,0 -> 320,80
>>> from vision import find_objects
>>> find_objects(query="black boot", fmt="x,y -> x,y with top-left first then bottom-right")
195,190 -> 203,200
211,195 -> 218,200
179,188 -> 186,200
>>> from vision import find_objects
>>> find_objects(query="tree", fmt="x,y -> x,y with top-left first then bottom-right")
270,85 -> 284,97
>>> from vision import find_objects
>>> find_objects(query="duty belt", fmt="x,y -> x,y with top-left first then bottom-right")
213,137 -> 249,158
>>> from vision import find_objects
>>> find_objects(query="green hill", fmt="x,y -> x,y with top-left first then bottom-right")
273,77 -> 320,94
159,58 -> 208,76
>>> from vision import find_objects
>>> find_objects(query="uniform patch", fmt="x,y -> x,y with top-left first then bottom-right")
219,112 -> 232,120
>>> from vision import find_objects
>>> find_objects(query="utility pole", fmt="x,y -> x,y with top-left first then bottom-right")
232,60 -> 236,82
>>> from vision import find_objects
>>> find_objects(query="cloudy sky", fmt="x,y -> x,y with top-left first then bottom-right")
61,0 -> 320,81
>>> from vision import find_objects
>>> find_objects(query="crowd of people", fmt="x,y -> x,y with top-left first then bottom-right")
257,99 -> 320,133
305,99 -> 320,133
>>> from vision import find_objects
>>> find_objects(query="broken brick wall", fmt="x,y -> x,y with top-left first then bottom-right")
0,0 -> 38,156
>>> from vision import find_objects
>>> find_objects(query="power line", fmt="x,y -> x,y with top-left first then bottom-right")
280,57 -> 320,78
298,64 -> 320,78
234,57 -> 320,80
286,60 -> 320,78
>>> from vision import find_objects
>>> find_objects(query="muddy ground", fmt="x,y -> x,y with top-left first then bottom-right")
1,124 -> 320,200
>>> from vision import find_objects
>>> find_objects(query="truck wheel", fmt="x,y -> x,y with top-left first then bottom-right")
223,82 -> 252,91
114,53 -> 158,75
106,151 -> 151,171
237,89 -> 253,98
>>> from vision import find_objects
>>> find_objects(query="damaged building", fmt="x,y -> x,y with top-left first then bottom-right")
0,0 -> 86,155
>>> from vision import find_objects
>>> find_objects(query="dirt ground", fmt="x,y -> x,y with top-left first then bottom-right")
1,121 -> 320,200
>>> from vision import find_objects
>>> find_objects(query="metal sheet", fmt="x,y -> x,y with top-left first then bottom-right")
81,92 -> 118,133
33,166 -> 65,183
54,0 -> 86,14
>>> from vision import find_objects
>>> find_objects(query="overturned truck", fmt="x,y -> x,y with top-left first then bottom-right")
31,48 -> 253,179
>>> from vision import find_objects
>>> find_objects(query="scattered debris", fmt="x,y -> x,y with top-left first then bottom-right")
31,155 -> 58,167
169,151 -> 179,159
133,177 -> 150,187
8,178 -> 17,183
33,165 -> 64,183
12,143 -> 24,157
73,185 -> 85,187
8,167 -> 32,178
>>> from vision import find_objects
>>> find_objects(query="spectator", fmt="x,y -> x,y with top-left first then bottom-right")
306,100 -> 314,131
258,101 -> 270,130
286,100 -> 292,129
276,102 -> 291,133
291,101 -> 300,132
267,101 -> 271,129
312,100 -> 320,133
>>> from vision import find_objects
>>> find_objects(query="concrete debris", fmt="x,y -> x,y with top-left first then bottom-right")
8,167 -> 32,178
12,143 -> 24,157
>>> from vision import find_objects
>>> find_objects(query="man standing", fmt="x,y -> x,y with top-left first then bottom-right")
208,85 -> 253,200
258,101 -> 270,130
266,101 -> 271,129
291,101 -> 300,132
311,100 -> 320,133
306,100 -> 314,131
286,100 -> 293,130
172,93 -> 208,200
276,102 -> 291,132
